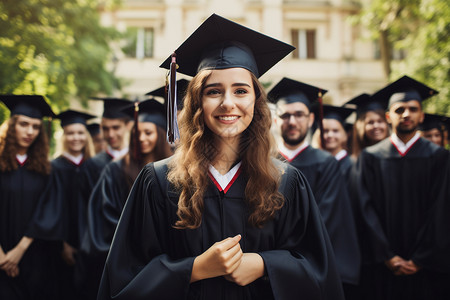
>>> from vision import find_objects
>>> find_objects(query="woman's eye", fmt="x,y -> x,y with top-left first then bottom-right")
205,89 -> 221,95
235,88 -> 248,95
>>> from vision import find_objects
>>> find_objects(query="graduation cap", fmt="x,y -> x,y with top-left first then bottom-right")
55,110 -> 96,128
145,79 -> 190,110
86,123 -> 101,136
321,105 -> 355,126
372,75 -> 438,109
344,93 -> 386,117
160,14 -> 295,78
267,77 -> 328,110
121,98 -> 166,130
420,113 -> 450,132
90,97 -> 132,119
159,14 -> 295,143
0,95 -> 54,119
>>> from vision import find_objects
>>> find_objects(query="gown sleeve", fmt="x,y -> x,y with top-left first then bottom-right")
258,165 -> 344,300
97,163 -> 195,300
86,162 -> 129,256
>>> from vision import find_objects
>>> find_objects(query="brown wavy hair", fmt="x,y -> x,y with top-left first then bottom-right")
168,69 -> 284,229
124,125 -> 172,189
0,115 -> 51,174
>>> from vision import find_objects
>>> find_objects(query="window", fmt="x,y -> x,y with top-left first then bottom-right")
122,27 -> 154,59
291,29 -> 316,59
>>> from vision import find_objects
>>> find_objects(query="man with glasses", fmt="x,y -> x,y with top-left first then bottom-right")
270,77 -> 361,300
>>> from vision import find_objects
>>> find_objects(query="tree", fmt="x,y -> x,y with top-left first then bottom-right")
351,0 -> 450,114
0,0 -> 122,123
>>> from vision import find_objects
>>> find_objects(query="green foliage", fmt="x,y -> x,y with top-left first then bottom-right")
0,0 -> 122,123
351,0 -> 450,115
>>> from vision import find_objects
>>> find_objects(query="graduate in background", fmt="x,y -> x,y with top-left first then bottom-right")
0,95 -> 58,300
81,99 -> 172,299
312,104 -> 355,179
98,14 -> 344,300
352,76 -> 450,300
419,113 -> 449,148
270,78 -> 360,299
87,122 -> 106,154
345,93 -> 390,159
27,110 -> 96,300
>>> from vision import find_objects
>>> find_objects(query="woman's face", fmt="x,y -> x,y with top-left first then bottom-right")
364,111 -> 388,144
202,68 -> 255,141
64,123 -> 88,155
138,122 -> 158,154
422,128 -> 442,146
323,119 -> 347,154
14,115 -> 42,152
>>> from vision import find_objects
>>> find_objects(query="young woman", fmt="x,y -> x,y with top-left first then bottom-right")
347,94 -> 390,159
97,14 -> 344,300
78,99 -> 172,300
420,113 -> 448,147
0,95 -> 58,300
27,109 -> 95,299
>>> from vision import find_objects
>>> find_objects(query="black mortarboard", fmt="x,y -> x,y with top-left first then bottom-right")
321,104 -> 355,127
90,97 -> 132,119
420,113 -> 450,132
0,95 -> 54,119
145,79 -> 190,110
121,99 -> 166,130
344,93 -> 386,117
86,123 -> 101,136
56,110 -> 96,128
160,14 -> 295,78
372,75 -> 438,108
268,77 -> 328,110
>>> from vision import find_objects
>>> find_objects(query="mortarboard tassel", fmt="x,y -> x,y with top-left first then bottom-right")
166,53 -> 179,144
132,100 -> 142,162
317,91 -> 325,148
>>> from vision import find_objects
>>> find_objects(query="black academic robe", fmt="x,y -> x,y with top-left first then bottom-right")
77,159 -> 130,300
97,158 -> 345,300
28,156 -> 87,248
280,146 -> 361,285
27,156 -> 88,300
338,154 -> 353,181
353,137 -> 450,300
80,151 -> 114,201
0,164 -> 58,300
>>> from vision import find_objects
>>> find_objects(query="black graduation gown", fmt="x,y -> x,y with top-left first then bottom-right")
353,137 -> 450,300
338,154 -> 353,181
0,164 -> 58,300
79,151 -> 114,201
97,158 -> 345,300
28,156 -> 87,248
27,156 -> 88,300
280,146 -> 361,285
77,159 -> 130,300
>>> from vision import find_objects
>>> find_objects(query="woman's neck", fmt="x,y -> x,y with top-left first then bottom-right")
212,136 -> 241,175
141,152 -> 156,165
67,149 -> 82,157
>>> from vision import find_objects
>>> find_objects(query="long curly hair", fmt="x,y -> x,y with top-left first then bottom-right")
168,69 -> 284,229
0,115 -> 50,174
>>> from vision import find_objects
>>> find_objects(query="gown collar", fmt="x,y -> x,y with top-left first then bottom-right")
16,153 -> 28,166
208,162 -> 242,194
390,132 -> 421,156
106,145 -> 129,159
335,149 -> 348,161
278,141 -> 309,161
63,152 -> 84,166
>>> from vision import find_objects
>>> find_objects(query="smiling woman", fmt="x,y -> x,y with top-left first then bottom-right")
0,95 -> 59,300
97,14 -> 344,300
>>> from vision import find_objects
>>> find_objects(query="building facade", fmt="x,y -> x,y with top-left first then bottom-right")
100,0 -> 386,105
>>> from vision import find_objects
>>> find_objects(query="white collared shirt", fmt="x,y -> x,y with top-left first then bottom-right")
208,162 -> 242,191
335,149 -> 348,161
16,154 -> 28,164
107,146 -> 129,159
390,132 -> 421,156
63,152 -> 84,165
278,141 -> 309,161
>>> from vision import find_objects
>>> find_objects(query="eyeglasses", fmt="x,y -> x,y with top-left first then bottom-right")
278,111 -> 310,121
